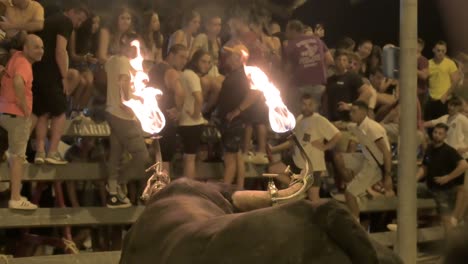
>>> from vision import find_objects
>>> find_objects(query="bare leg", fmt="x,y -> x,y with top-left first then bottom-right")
255,124 -> 267,153
49,113 -> 66,153
183,153 -> 197,179
235,151 -> 245,189
35,114 -> 49,153
9,156 -> 24,201
223,152 -> 237,185
333,152 -> 353,183
243,125 -> 253,153
452,186 -> 467,222
65,69 -> 81,96
65,181 -> 80,207
345,191 -> 360,220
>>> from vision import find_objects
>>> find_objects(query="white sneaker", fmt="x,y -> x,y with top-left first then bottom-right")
244,152 -> 269,165
387,224 -> 398,231
9,198 -> 38,210
45,152 -> 68,165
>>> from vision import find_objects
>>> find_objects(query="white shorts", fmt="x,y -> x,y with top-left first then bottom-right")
343,153 -> 382,196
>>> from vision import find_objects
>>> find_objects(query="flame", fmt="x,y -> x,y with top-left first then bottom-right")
243,66 -> 296,133
123,40 -> 166,134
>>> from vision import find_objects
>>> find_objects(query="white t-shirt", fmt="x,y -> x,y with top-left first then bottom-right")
293,113 -> 339,172
179,69 -> 206,126
105,55 -> 134,120
431,113 -> 468,159
349,117 -> 390,166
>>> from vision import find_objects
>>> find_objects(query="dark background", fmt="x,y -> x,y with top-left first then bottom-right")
40,0 -> 466,57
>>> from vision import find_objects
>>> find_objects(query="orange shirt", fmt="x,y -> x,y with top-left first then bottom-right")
0,51 -> 33,116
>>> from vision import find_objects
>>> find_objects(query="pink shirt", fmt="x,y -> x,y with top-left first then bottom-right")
0,52 -> 33,116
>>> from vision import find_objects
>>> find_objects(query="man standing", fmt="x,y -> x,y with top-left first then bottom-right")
105,32 -> 150,208
425,41 -> 460,121
215,44 -> 260,189
417,123 -> 468,231
334,101 -> 393,220
148,44 -> 187,173
269,94 -> 341,201
284,19 -> 334,115
0,34 -> 43,210
32,0 -> 88,165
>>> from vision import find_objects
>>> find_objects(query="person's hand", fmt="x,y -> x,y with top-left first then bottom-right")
62,78 -> 70,95
440,93 -> 449,104
434,175 -> 451,185
382,175 -> 394,196
166,107 -> 180,122
226,108 -> 241,122
185,110 -> 201,120
86,55 -> 98,64
457,148 -> 467,155
0,21 -> 13,31
337,101 -> 351,112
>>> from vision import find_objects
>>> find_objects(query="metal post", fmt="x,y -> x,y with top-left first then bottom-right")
397,0 -> 418,262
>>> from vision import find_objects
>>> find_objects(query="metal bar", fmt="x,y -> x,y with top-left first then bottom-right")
397,0 -> 418,261
0,206 -> 144,229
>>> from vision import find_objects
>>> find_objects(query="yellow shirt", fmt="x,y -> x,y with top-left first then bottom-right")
428,57 -> 458,99
1,0 -> 44,38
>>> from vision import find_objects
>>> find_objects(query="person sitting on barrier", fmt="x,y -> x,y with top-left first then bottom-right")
105,31 -> 150,209
268,94 -> 341,201
424,97 -> 468,225
0,34 -> 43,210
417,123 -> 468,232
333,101 -> 394,221
0,0 -> 44,65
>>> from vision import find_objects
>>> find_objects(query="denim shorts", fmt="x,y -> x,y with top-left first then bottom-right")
417,183 -> 457,215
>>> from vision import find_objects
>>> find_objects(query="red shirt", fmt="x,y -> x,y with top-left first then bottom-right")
0,51 -> 33,116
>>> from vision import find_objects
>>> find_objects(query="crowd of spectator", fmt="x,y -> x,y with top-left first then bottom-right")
0,0 -> 467,254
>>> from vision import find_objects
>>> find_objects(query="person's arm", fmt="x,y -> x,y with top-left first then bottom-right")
0,5 -> 44,33
324,50 -> 334,66
119,73 -> 131,101
55,34 -> 69,93
165,69 -> 185,110
226,90 -> 262,122
441,62 -> 461,102
97,28 -> 110,64
417,66 -> 429,80
357,83 -> 373,103
269,139 -> 293,153
68,31 -> 85,64
434,159 -> 468,185
13,74 -> 29,116
375,138 -> 393,192
423,115 -> 445,128
416,165 -> 427,181
170,31 -> 185,48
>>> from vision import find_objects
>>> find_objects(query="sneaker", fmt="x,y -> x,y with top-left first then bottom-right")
45,152 -> 68,165
34,151 -> 46,164
250,152 -> 269,165
9,198 -> 38,210
106,194 -> 132,209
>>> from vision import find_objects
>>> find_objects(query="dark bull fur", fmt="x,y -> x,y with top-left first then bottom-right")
120,178 -> 402,264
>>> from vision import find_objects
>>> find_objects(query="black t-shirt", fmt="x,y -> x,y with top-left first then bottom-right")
33,13 -> 73,81
423,143 -> 464,190
216,67 -> 250,122
325,71 -> 363,121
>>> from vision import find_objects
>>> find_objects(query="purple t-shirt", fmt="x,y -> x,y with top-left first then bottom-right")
284,35 -> 328,87
417,55 -> 429,96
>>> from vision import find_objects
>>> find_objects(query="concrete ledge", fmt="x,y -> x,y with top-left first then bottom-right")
370,226 -> 444,247
7,251 -> 120,264
0,206 -> 144,229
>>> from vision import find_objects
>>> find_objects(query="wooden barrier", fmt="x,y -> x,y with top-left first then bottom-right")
369,226 -> 444,247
